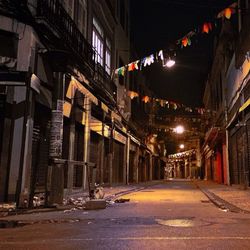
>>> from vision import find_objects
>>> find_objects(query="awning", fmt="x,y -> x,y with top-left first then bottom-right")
66,77 -> 98,105
239,98 -> 250,112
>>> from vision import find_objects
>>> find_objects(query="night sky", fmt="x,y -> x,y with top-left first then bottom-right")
130,0 -> 235,107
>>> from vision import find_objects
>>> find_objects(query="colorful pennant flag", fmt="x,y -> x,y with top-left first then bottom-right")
114,2 -> 237,75
127,91 -> 139,99
217,2 -> 237,19
142,95 -> 150,103
202,22 -> 213,34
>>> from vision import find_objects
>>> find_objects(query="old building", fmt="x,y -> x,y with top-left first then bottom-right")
226,0 -> 250,187
202,18 -> 235,185
202,0 -> 250,187
0,0 -> 164,208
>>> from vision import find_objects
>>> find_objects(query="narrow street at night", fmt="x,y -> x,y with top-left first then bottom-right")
1,0 -> 250,249
1,180 -> 250,250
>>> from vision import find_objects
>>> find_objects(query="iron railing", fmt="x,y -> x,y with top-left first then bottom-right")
94,63 -> 117,98
36,0 -> 94,70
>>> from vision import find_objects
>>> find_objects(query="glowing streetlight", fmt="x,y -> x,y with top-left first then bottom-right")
163,58 -> 175,68
174,125 -> 184,134
179,144 -> 185,149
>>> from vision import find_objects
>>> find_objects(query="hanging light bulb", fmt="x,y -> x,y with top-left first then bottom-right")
166,59 -> 176,68
163,57 -> 176,68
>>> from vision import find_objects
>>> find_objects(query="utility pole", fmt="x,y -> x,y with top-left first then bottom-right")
47,72 -> 65,206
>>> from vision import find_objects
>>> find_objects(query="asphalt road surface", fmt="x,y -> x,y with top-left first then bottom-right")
1,180 -> 250,250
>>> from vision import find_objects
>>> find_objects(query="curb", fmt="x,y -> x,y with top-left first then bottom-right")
0,181 -> 163,218
194,181 -> 250,214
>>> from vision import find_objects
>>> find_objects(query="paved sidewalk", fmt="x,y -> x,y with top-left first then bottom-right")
194,180 -> 250,213
0,180 -> 163,218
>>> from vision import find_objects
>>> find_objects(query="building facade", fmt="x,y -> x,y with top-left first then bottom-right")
0,0 -> 163,208
202,0 -> 250,187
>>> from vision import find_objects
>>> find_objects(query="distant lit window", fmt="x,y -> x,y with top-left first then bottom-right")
92,18 -> 104,65
105,38 -> 111,75
92,17 -> 112,74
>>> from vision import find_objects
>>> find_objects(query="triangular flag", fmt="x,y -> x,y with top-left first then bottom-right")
127,91 -> 139,99
128,62 -> 135,71
118,67 -> 125,76
224,8 -> 232,19
158,50 -> 164,61
142,96 -> 150,103
202,22 -> 212,34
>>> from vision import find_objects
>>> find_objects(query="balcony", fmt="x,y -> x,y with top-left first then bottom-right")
94,63 -> 117,101
36,0 -> 94,74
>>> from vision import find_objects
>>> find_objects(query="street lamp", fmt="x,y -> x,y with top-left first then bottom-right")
179,144 -> 185,149
174,125 -> 184,134
163,57 -> 175,68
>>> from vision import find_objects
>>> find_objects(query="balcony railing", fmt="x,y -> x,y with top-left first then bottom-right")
36,0 -> 94,71
94,63 -> 117,99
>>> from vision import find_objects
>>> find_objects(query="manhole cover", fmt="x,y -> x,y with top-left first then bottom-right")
155,218 -> 213,227
156,219 -> 194,227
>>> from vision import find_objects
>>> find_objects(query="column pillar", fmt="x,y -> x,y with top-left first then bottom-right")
125,135 -> 130,184
149,154 -> 153,181
83,96 -> 91,190
134,146 -> 139,183
66,119 -> 75,194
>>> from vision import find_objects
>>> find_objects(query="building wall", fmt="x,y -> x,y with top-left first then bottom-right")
203,0 -> 250,187
0,0 -> 161,207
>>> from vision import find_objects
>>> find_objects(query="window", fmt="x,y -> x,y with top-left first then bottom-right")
105,39 -> 111,75
92,17 -> 104,65
92,17 -> 112,75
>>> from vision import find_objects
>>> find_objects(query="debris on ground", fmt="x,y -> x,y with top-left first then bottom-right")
94,187 -> 105,199
33,193 -> 45,207
106,200 -> 115,206
0,203 -> 16,212
84,199 -> 106,210
63,197 -> 87,207
114,198 -> 130,203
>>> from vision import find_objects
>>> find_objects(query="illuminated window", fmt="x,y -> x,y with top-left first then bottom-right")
92,17 -> 112,75
105,39 -> 111,75
92,17 -> 104,66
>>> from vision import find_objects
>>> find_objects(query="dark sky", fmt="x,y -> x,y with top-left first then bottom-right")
130,0 -> 235,107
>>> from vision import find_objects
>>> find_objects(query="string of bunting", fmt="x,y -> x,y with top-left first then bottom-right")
114,2 -> 237,76
126,90 -> 216,115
